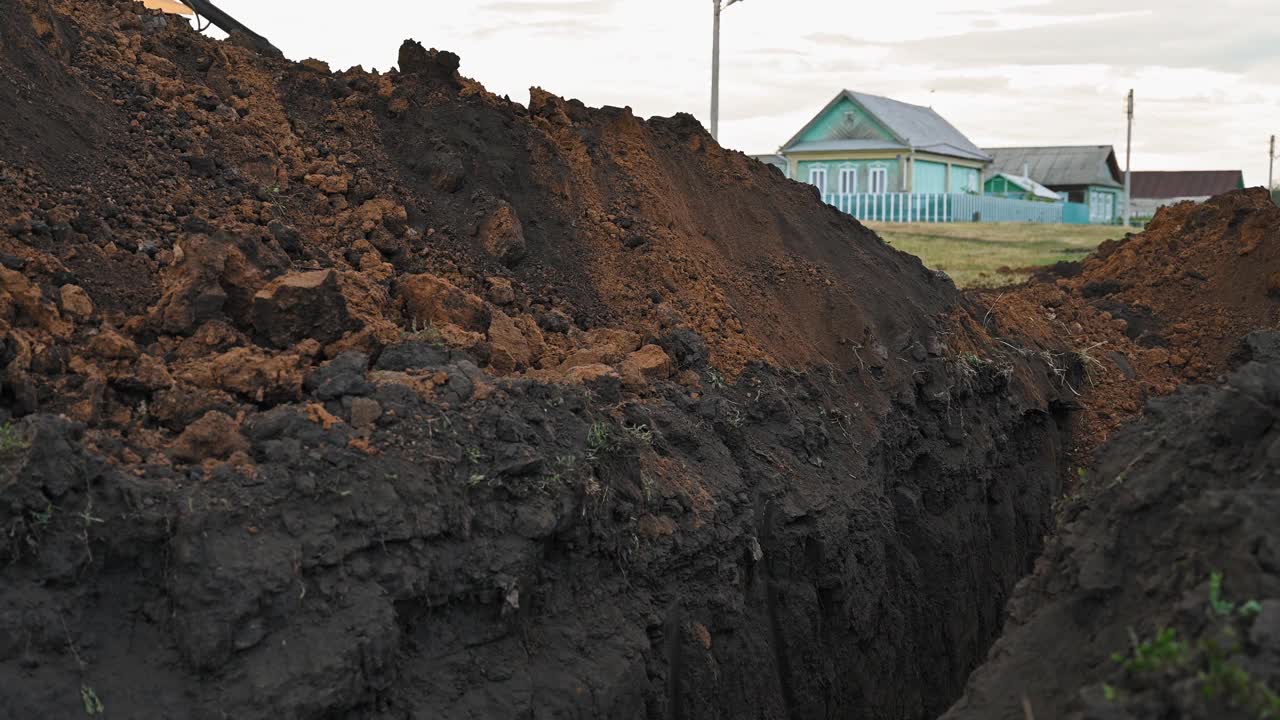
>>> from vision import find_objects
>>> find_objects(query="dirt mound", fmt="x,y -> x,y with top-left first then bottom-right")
976,189 -> 1280,462
942,332 -> 1280,720
0,1 -> 1076,717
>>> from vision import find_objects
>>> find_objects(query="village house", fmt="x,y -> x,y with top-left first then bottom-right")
758,90 -> 991,198
983,146 -> 1125,224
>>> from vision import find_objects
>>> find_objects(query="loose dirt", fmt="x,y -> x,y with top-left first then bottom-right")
3,0 -> 1279,717
0,1 -> 1080,718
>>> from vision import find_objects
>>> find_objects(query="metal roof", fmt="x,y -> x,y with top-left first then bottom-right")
989,172 -> 1062,201
984,146 -> 1123,189
781,90 -> 991,163
1130,170 -> 1245,199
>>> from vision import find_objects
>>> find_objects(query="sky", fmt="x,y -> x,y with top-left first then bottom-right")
199,0 -> 1280,186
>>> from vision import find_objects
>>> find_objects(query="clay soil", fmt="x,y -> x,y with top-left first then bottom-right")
0,1 -> 1080,718
2,0 -> 1280,718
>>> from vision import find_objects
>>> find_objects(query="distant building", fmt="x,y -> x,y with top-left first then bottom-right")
1129,170 -> 1245,218
768,90 -> 991,197
984,146 -> 1124,224
983,171 -> 1061,202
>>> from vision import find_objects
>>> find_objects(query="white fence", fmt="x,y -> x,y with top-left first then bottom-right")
823,192 -> 1065,224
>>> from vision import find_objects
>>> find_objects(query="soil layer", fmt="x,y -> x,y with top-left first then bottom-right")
0,1 -> 1077,718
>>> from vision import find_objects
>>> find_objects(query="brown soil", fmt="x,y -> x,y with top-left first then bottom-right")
974,188 -> 1280,463
3,0 -> 1278,717
0,1 -> 1077,718
940,194 -> 1280,719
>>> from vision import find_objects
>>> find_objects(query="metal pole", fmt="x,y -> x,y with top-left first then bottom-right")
1124,89 -> 1133,227
711,0 -> 721,140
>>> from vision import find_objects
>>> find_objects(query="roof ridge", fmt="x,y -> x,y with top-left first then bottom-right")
844,89 -> 934,112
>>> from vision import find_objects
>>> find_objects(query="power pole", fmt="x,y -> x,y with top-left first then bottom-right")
710,0 -> 743,141
1270,134 -> 1275,191
1124,89 -> 1134,227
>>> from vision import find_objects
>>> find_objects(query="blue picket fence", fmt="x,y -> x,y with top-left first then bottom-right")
822,192 -> 1066,224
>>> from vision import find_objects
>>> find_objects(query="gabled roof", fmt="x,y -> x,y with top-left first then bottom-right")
989,172 -> 1062,201
984,146 -> 1123,189
1130,170 -> 1245,199
781,90 -> 991,162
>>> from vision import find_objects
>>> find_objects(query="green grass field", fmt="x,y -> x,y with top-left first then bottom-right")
865,222 -> 1122,288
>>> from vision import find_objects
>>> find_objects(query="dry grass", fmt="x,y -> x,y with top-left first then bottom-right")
865,222 -> 1124,288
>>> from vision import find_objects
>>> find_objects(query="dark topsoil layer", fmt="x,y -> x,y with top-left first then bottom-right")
0,1 -> 1082,718
943,332 -> 1280,720
5,0 -> 1280,718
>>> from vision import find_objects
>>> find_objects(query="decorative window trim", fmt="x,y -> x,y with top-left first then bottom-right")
808,166 -> 828,195
868,166 -> 888,195
838,166 -> 858,195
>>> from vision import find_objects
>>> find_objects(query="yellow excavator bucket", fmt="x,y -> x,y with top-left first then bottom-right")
141,0 -> 194,15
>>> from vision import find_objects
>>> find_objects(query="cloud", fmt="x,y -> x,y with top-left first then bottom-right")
878,6 -> 1279,72
479,0 -> 617,14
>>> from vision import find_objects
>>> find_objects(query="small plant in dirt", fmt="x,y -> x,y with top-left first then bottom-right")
30,501 -> 54,528
0,422 -> 29,460
622,423 -> 653,445
1113,627 -> 1190,674
81,685 -> 104,716
465,446 -> 484,464
1208,571 -> 1263,619
639,472 -> 658,504
1196,630 -> 1280,716
705,368 -> 726,390
585,422 -> 613,462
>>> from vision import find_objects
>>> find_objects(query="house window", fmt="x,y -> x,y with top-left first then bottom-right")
809,166 -> 828,196
839,167 -> 857,195
868,166 -> 888,194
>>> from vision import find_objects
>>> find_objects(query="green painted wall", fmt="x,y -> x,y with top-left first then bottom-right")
798,97 -> 896,144
1086,185 -> 1122,223
984,175 -> 1027,198
798,159 -> 901,196
913,160 -> 947,194
799,158 -> 986,195
985,176 -> 1007,194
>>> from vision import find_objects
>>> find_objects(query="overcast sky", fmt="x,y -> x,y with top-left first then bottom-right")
205,0 -> 1279,186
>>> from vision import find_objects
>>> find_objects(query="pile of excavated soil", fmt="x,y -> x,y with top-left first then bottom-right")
0,1 -> 1078,717
974,188 -> 1280,463
942,331 -> 1280,720
938,192 -> 1280,719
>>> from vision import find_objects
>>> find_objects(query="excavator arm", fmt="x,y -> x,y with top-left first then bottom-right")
177,0 -> 283,58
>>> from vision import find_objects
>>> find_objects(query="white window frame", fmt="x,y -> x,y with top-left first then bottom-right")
838,166 -> 858,196
868,166 -> 888,195
808,166 -> 828,196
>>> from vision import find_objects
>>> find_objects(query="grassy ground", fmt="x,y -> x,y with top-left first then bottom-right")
865,222 -> 1123,288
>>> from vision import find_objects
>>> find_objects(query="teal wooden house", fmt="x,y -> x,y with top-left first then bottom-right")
774,90 -> 991,199
755,91 -> 1066,223
983,146 -> 1125,224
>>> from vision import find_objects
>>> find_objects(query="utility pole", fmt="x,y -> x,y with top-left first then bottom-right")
1269,134 -> 1275,191
710,0 -> 743,141
1124,89 -> 1134,227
